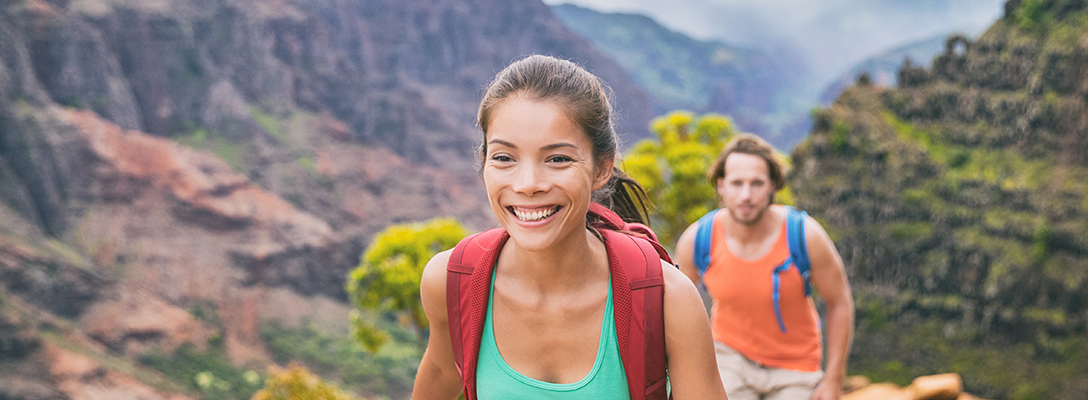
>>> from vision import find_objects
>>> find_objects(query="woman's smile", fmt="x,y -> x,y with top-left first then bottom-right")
510,205 -> 562,222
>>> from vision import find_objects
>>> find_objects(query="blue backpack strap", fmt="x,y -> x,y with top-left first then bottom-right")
771,206 -> 812,333
786,206 -> 812,296
692,209 -> 720,276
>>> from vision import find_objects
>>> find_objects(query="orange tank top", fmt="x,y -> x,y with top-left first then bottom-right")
703,211 -> 822,371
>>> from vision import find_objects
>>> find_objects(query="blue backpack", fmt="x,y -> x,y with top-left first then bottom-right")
693,206 -> 811,333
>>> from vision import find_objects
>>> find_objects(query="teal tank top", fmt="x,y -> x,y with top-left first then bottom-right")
476,270 -> 630,399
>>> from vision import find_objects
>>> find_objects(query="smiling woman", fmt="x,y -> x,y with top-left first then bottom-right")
483,97 -> 605,253
411,55 -> 729,400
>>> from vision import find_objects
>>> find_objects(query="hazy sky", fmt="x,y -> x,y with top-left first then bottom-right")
544,0 -> 1006,83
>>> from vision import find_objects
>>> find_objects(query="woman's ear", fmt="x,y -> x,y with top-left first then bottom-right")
593,157 -> 615,191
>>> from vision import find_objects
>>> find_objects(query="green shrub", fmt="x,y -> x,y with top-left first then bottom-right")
253,363 -> 359,400
830,120 -> 850,155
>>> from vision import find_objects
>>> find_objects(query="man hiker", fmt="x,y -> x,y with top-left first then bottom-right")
675,134 -> 854,400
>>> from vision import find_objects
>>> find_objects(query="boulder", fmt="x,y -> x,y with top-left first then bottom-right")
843,383 -> 911,400
907,373 -> 963,400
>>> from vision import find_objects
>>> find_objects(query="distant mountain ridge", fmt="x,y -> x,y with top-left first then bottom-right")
819,35 -> 952,104
550,3 -> 805,147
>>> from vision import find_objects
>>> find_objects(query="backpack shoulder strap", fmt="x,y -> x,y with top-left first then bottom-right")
785,206 -> 812,296
588,203 -> 672,264
600,229 -> 669,400
693,209 -> 720,276
446,228 -> 509,400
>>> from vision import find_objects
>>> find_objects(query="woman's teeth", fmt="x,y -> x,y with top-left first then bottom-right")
512,207 -> 558,221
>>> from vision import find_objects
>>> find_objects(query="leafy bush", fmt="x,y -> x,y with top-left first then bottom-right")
345,217 -> 466,351
252,363 -> 359,400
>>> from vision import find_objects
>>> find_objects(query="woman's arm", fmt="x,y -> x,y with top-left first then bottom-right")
412,250 -> 464,400
661,261 -> 729,399
804,217 -> 854,400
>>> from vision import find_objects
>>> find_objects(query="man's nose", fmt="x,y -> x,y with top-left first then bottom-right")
738,184 -> 752,200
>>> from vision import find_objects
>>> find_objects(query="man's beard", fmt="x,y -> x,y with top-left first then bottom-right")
728,201 -> 769,226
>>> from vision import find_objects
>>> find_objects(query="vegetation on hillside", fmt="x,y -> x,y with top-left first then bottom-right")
791,1 -> 1088,397
262,321 -> 419,399
140,344 -> 264,400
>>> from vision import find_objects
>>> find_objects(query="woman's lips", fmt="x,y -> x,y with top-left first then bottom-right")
510,205 -> 560,222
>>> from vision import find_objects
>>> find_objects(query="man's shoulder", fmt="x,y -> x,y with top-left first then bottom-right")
765,204 -> 791,229
789,207 -> 836,251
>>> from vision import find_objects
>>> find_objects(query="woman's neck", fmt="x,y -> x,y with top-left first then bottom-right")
499,227 -> 610,290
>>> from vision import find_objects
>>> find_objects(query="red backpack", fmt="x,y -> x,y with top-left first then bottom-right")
445,203 -> 673,400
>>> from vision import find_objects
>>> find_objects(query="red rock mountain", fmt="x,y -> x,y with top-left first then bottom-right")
0,0 -> 654,398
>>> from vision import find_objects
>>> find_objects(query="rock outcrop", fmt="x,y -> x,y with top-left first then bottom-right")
844,373 -> 988,400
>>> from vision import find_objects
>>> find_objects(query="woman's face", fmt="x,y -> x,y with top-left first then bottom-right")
482,95 -> 612,252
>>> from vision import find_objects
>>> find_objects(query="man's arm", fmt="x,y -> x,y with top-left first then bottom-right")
412,250 -> 464,400
674,222 -> 702,286
804,216 -> 854,400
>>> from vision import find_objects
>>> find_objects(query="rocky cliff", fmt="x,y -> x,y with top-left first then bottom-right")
0,0 -> 654,398
791,0 -> 1088,398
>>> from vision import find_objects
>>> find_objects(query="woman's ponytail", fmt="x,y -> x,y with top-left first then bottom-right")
592,167 -> 652,227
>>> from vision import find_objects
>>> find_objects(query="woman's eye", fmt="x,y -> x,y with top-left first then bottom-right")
547,155 -> 573,163
491,154 -> 513,162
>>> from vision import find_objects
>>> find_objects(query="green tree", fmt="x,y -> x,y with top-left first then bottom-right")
622,111 -> 736,247
345,218 -> 468,352
623,111 -> 795,248
252,363 -> 358,400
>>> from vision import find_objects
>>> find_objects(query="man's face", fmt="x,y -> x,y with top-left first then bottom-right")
717,153 -> 774,226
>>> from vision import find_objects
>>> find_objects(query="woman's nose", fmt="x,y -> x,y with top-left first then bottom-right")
512,164 -> 548,195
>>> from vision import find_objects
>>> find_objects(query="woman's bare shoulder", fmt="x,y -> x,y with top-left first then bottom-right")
422,249 -> 454,285
420,249 -> 454,323
661,260 -> 696,290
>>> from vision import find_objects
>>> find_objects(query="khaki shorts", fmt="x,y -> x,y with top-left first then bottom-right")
714,341 -> 824,400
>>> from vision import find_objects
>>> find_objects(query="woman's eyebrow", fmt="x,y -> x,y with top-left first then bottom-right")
487,139 -> 577,151
488,138 -> 516,148
541,142 -> 577,151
